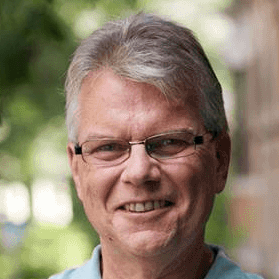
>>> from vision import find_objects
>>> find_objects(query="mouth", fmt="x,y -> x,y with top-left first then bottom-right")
119,200 -> 174,213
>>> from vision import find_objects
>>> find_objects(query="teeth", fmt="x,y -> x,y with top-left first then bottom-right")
160,200 -> 165,207
124,200 -> 171,213
154,200 -> 160,209
135,203 -> 145,212
130,203 -> 135,211
145,201 -> 153,211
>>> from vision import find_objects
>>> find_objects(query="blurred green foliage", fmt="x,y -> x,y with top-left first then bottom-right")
0,0 -> 237,278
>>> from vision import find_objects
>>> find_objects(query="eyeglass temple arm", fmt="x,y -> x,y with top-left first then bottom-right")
194,136 -> 203,145
193,136 -> 203,149
75,144 -> 82,154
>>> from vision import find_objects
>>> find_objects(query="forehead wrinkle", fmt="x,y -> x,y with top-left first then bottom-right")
78,69 -> 204,144
81,69 -> 174,112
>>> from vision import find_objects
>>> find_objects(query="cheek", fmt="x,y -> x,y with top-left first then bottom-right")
78,175 -> 111,236
166,154 -> 216,191
78,166 -> 121,216
79,178 -> 100,224
165,155 -> 217,214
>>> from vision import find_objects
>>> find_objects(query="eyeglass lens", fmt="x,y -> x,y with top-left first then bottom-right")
80,132 -> 198,165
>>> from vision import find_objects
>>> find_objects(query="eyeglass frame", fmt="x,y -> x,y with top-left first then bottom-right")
74,130 -> 215,166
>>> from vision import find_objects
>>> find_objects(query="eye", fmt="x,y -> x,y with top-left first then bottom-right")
96,144 -> 116,152
146,141 -> 159,152
147,137 -> 188,157
159,138 -> 188,150
82,140 -> 128,156
96,142 -> 127,152
161,139 -> 182,146
83,140 -> 129,162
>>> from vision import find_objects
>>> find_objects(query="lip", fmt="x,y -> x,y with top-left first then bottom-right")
116,199 -> 175,213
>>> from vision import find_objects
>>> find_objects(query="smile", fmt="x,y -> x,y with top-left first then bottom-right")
121,200 -> 174,213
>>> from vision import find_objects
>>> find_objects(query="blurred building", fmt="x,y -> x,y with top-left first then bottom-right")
226,0 -> 279,278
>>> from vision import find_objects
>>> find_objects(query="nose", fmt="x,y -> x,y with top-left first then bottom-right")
120,144 -> 161,187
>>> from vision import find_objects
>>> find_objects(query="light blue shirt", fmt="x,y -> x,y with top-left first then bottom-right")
49,245 -> 263,279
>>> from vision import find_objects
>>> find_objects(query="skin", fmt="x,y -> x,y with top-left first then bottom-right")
67,69 -> 231,279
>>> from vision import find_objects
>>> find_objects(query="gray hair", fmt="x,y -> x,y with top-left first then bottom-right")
65,12 -> 228,143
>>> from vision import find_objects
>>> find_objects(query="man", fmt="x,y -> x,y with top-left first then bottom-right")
50,12 -> 263,279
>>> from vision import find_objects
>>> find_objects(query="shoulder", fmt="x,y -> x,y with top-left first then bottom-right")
49,245 -> 102,279
206,245 -> 264,279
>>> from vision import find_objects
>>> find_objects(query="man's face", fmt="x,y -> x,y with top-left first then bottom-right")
67,70 -> 230,258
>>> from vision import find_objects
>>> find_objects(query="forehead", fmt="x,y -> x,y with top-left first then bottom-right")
78,69 -> 203,141
80,69 -> 200,110
81,70 -> 164,107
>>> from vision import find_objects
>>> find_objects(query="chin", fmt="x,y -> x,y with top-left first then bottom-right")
120,229 -> 178,257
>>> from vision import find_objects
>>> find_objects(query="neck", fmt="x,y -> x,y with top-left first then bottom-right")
100,239 -> 214,279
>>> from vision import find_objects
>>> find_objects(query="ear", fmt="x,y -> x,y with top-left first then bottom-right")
67,142 -> 83,200
214,129 -> 231,194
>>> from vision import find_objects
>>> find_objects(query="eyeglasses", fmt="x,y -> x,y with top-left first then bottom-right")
75,131 -> 212,166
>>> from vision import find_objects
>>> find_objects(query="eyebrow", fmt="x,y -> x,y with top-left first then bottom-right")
85,134 -> 117,141
83,128 -> 196,142
159,128 -> 195,134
